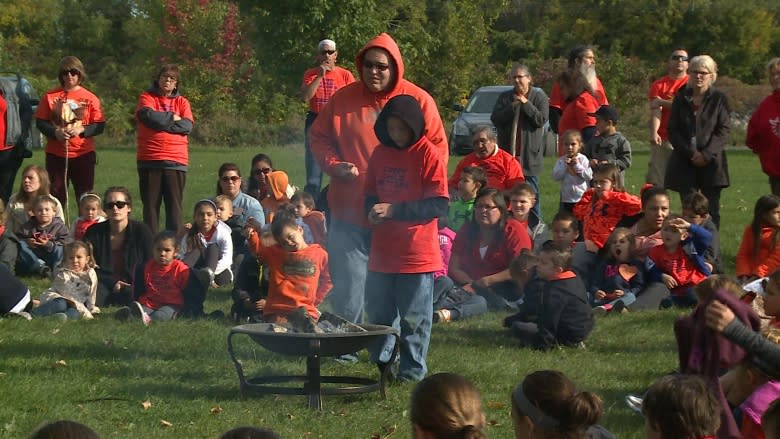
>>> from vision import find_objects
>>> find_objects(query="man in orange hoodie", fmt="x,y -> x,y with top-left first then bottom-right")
309,33 -> 448,328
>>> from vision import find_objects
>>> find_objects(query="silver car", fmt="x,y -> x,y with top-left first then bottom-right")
449,85 -> 512,155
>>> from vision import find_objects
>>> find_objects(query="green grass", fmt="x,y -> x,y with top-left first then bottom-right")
0,145 -> 768,438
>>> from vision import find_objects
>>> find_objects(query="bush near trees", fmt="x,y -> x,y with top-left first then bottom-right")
1,0 -> 778,147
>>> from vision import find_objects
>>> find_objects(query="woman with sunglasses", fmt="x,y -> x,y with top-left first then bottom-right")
216,162 -> 264,230
35,56 -> 105,207
136,64 -> 193,235
84,186 -> 153,307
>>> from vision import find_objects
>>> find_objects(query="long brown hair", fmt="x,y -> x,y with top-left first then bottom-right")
411,373 -> 486,439
751,194 -> 780,259
15,165 -> 52,205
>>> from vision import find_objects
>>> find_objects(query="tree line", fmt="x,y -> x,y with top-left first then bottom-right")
1,0 -> 778,145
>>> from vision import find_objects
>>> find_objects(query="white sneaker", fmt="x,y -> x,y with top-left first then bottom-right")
131,301 -> 152,326
625,394 -> 643,414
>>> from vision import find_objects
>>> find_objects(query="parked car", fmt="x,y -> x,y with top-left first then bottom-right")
1,72 -> 41,151
449,85 -> 511,155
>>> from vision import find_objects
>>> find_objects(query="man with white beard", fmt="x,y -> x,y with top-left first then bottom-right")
549,45 -> 609,133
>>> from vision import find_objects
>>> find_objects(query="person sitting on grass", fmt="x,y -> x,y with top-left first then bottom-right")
219,426 -> 281,439
29,420 -> 101,439
0,199 -> 19,273
503,249 -> 544,330
507,182 -> 547,249
70,192 -> 105,242
32,240 -> 99,321
410,372 -> 487,439
447,165 -> 486,233
509,242 -> 593,350
214,194 -> 244,266
737,195 -> 780,285
642,374 -> 721,439
115,231 -> 211,324
16,194 -> 69,277
589,227 -> 644,314
179,199 -> 233,292
682,191 -> 722,274
244,213 -> 331,326
0,263 -> 31,319
510,369 -> 615,439
291,191 -> 327,247
647,215 -> 712,308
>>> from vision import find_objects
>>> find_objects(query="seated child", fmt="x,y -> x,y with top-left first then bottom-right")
584,105 -> 632,188
291,192 -> 327,247
737,195 -> 780,284
31,241 -> 99,320
642,374 -> 721,439
550,211 -> 580,248
70,192 -> 106,241
503,249 -> 544,329
647,215 -> 712,308
682,191 -> 722,274
179,199 -> 233,288
276,203 -> 314,244
117,231 -> 211,324
16,195 -> 69,276
507,182 -> 547,249
552,129 -> 592,213
0,199 -> 19,273
509,242 -> 594,350
245,214 -> 331,324
432,217 -> 487,323
589,227 -> 644,313
0,263 -> 31,318
737,355 -> 780,439
260,170 -> 291,224
448,166 -> 486,233
215,194 -> 243,253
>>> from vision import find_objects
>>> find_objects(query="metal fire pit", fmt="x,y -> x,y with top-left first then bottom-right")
227,322 -> 399,409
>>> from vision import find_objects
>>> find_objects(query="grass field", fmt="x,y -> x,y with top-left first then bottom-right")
0,145 -> 769,438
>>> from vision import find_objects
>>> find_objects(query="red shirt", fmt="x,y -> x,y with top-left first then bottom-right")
648,244 -> 708,295
451,218 -> 531,281
573,189 -> 642,249
549,78 -> 608,111
365,137 -> 449,273
138,259 -> 189,309
448,147 -> 525,191
648,75 -> 688,140
0,92 -> 8,151
301,66 -> 355,113
135,91 -> 193,164
35,86 -> 104,158
248,235 -> 332,320
557,91 -> 599,156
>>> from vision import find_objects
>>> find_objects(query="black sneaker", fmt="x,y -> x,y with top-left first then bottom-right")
659,297 -> 673,309
194,268 -> 215,289
115,307 -> 132,322
612,300 -> 627,314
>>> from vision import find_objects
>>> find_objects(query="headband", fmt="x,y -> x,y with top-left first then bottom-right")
79,192 -> 102,204
512,384 -> 560,430
197,199 -> 217,210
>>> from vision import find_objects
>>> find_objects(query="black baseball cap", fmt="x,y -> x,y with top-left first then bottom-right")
588,105 -> 619,123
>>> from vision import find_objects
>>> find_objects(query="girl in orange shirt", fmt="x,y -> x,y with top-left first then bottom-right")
737,195 -> 780,283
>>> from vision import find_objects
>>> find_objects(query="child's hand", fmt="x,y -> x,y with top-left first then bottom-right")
595,290 -> 607,300
461,283 -> 476,294
613,289 -> 625,298
183,222 -> 192,230
589,158 -> 599,167
704,262 -> 713,273
113,280 -> 131,293
705,300 -> 735,332
260,231 -> 276,248
255,299 -> 266,312
661,273 -> 678,289
667,217 -> 691,231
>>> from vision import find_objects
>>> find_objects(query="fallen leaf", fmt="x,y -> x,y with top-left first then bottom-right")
371,434 -> 380,439
54,360 -> 67,368
209,406 -> 223,414
51,328 -> 60,335
487,401 -> 506,409
141,400 -> 152,410
487,419 -> 500,426
286,413 -> 295,420
160,420 -> 172,427
76,404 -> 84,411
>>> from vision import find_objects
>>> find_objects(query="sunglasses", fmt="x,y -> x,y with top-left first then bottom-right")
321,50 -> 336,55
104,201 -> 128,209
221,175 -> 241,183
670,55 -> 689,62
254,167 -> 271,175
60,69 -> 81,77
362,61 -> 390,72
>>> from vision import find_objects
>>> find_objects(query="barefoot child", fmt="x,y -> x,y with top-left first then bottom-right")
32,241 -> 99,320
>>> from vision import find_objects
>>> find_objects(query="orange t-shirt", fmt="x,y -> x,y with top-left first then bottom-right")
448,148 -> 525,191
135,91 -> 193,164
557,92 -> 599,156
247,235 -> 332,320
549,78 -> 608,111
573,189 -> 642,249
138,259 -> 189,309
301,66 -> 355,113
648,245 -> 708,294
648,75 -> 688,141
0,92 -> 9,151
35,86 -> 104,158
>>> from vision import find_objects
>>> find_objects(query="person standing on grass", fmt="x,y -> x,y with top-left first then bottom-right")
35,56 -> 105,207
299,39 -> 355,202
136,64 -> 194,236
647,49 -> 689,187
491,64 -> 549,220
309,33 -> 448,327
666,55 -> 730,228
747,58 -> 780,196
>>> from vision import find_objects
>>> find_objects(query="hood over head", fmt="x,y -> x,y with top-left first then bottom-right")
266,170 -> 290,201
374,94 -> 425,149
355,33 -> 404,95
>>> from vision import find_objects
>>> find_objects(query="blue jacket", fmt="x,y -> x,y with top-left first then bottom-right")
647,223 -> 712,282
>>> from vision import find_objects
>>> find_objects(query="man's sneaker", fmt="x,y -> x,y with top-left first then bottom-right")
194,268 -> 215,289
130,301 -> 151,326
115,307 -> 132,321
625,394 -> 643,414
433,309 -> 452,323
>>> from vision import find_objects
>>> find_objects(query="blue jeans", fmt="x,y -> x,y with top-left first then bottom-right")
365,271 -> 433,381
432,275 -> 487,320
31,298 -> 80,320
17,240 -> 63,273
303,112 -> 322,201
525,175 -> 541,221
322,220 -> 370,324
590,292 -> 637,308
139,303 -> 178,321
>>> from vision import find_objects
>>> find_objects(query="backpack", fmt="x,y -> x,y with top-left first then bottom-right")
0,74 -> 33,158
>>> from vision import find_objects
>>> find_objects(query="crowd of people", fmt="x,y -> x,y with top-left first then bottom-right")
3,34 -> 780,438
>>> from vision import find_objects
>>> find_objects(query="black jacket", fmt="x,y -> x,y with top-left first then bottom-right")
83,219 -> 153,285
491,87 -> 549,176
536,273 -> 594,350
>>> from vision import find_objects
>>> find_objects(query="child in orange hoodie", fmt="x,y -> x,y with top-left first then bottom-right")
737,195 -> 780,284
260,170 -> 291,224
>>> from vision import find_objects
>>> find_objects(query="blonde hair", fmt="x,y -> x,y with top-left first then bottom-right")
64,241 -> 97,270
410,373 -> 486,439
689,55 -> 718,84
693,275 -> 743,302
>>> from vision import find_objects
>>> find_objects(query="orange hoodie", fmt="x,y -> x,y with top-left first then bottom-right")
260,170 -> 290,224
309,33 -> 448,227
736,225 -> 780,277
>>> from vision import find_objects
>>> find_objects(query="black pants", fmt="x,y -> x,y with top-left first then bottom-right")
0,148 -> 23,205
181,244 -> 232,286
138,167 -> 186,235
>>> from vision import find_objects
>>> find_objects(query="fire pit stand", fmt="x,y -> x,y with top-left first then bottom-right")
227,323 -> 399,409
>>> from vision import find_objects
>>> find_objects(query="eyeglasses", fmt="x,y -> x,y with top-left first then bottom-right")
511,74 -> 529,80
60,69 -> 80,77
104,201 -> 128,210
321,50 -> 336,55
362,61 -> 390,72
670,55 -> 689,62
160,75 -> 178,82
691,70 -> 711,77
472,138 -> 491,146
221,175 -> 241,183
254,167 -> 271,175
474,204 -> 499,211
